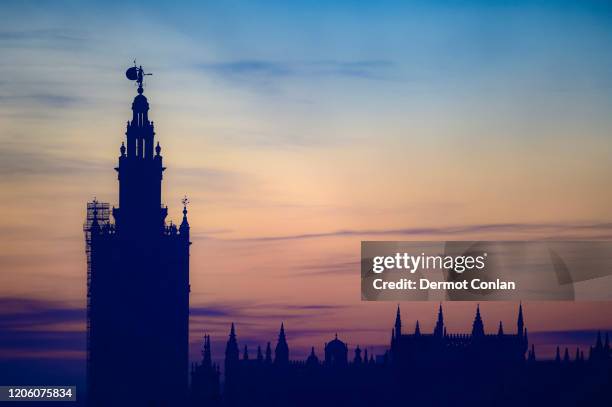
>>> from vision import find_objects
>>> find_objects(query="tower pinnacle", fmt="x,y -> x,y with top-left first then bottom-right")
472,304 -> 485,337
434,303 -> 444,337
517,302 -> 524,337
394,305 -> 402,338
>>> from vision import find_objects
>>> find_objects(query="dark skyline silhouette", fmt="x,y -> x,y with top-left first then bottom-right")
191,305 -> 611,406
85,65 -> 191,406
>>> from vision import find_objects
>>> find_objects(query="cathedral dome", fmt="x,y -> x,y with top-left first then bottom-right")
324,334 -> 348,366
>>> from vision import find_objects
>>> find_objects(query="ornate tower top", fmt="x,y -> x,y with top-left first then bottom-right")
126,62 -> 153,94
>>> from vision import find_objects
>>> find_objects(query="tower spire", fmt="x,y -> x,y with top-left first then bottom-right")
265,342 -> 272,364
517,302 -> 524,337
472,304 -> 485,337
394,305 -> 402,338
434,303 -> 444,337
225,323 -> 239,367
274,323 -> 289,365
202,334 -> 212,367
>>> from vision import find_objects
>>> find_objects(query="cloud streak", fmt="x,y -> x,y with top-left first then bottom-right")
0,146 -> 106,177
233,222 -> 612,242
197,59 -> 394,82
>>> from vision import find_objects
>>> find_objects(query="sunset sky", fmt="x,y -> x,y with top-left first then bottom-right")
1,0 -> 612,383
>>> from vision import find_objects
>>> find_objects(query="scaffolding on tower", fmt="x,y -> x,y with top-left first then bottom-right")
83,200 -> 110,390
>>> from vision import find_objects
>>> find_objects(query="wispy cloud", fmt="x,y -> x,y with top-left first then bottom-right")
235,222 -> 612,242
172,165 -> 253,195
199,60 -> 292,77
0,298 -> 85,358
290,259 -> 360,277
0,298 -> 84,331
196,59 -> 394,82
0,145 -> 106,177
190,301 -> 345,325
0,28 -> 88,50
0,93 -> 83,109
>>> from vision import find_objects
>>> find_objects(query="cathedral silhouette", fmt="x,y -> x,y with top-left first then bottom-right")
84,66 -> 611,407
192,305 -> 611,407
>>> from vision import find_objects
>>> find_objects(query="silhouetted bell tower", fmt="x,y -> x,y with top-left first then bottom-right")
113,67 -> 167,237
85,64 -> 190,407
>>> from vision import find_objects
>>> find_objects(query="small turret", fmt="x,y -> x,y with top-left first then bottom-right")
306,347 -> 319,366
528,344 -> 536,362
202,334 -> 212,367
265,342 -> 272,364
354,346 -> 362,364
179,196 -> 190,238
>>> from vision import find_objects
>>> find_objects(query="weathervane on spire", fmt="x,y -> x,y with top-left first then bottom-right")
181,195 -> 190,215
125,60 -> 152,92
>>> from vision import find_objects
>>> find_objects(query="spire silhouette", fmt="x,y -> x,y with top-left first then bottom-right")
596,331 -> 603,349
179,196 -> 190,236
528,344 -> 536,362
306,346 -> 319,366
434,303 -> 444,337
202,334 -> 212,367
517,302 -> 524,337
472,305 -> 485,337
265,342 -> 272,364
274,323 -> 289,365
354,345 -> 363,364
225,323 -> 240,367
395,305 -> 402,338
